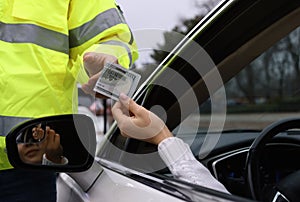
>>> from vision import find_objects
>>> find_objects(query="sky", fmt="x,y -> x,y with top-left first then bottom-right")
116,0 -> 213,66
117,0 -> 202,30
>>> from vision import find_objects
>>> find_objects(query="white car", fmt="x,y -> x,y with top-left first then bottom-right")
6,0 -> 300,201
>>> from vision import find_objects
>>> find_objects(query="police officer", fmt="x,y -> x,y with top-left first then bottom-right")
0,0 -> 138,201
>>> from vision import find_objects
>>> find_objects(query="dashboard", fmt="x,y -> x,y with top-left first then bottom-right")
208,148 -> 250,197
204,134 -> 300,198
121,129 -> 300,199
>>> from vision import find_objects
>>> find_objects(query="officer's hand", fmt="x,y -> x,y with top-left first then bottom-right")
44,127 -> 63,164
81,52 -> 117,98
112,93 -> 173,145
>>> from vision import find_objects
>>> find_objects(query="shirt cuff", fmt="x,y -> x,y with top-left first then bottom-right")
158,137 -> 194,168
42,154 -> 68,165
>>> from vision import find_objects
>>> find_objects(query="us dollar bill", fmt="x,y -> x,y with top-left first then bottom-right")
93,62 -> 141,101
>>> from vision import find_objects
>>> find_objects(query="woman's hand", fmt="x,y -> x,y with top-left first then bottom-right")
112,93 -> 173,145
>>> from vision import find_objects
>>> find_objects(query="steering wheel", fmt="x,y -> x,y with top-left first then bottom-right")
246,118 -> 300,202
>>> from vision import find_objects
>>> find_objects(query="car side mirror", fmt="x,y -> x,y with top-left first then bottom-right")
5,114 -> 96,172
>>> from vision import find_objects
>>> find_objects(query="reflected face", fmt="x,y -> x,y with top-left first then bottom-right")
17,140 -> 47,164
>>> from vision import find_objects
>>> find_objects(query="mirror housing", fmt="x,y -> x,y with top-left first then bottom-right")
6,114 -> 96,172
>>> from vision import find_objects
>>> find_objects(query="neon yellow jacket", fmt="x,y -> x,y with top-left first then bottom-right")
0,136 -> 12,170
0,0 -> 138,118
0,0 -> 138,169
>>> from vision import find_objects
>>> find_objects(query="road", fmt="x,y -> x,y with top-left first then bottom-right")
79,104 -> 299,137
178,112 -> 300,131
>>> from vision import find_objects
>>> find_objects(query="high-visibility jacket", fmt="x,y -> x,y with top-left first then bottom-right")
0,0 -> 139,118
0,136 -> 12,170
0,0 -> 138,170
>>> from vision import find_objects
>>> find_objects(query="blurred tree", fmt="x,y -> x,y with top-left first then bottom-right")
140,0 -> 300,107
226,27 -> 300,105
136,0 -> 221,86
150,0 -> 221,64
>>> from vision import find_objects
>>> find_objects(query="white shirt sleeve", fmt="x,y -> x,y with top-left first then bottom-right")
158,137 -> 230,194
42,154 -> 69,165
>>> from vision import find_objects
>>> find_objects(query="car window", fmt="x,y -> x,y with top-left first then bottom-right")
173,26 -> 300,135
223,28 -> 300,130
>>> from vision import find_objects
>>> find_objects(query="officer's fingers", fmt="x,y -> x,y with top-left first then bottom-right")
81,72 -> 99,92
83,53 -> 102,76
86,72 -> 101,87
102,54 -> 118,65
81,83 -> 93,95
83,53 -> 117,76
81,73 -> 112,99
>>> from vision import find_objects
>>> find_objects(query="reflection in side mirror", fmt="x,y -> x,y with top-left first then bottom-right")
6,114 -> 96,172
16,122 -> 47,144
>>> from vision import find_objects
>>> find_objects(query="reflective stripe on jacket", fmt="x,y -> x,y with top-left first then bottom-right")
0,136 -> 13,170
0,0 -> 138,118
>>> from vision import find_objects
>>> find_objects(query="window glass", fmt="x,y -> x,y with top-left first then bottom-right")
174,26 -> 300,134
